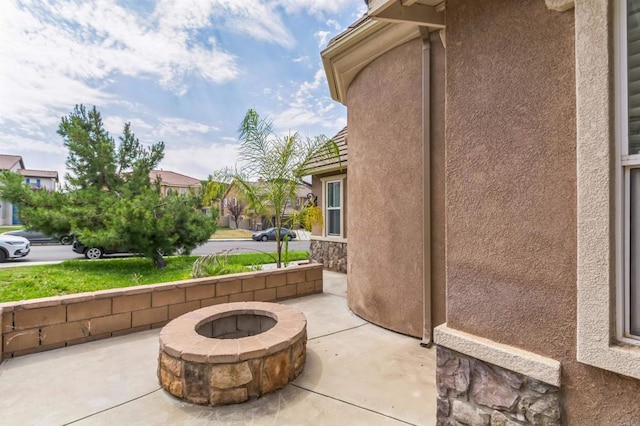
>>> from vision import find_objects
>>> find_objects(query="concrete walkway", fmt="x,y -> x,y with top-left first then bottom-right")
0,271 -> 437,425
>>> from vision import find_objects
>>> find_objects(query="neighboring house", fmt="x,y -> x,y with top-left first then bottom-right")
219,180 -> 313,230
308,126 -> 348,272
150,169 -> 202,197
321,1 -> 640,424
0,155 -> 59,225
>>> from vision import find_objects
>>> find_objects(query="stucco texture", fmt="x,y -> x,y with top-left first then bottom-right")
346,35 -> 446,338
446,0 -> 640,423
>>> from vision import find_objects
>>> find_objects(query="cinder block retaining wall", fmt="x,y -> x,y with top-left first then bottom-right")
0,263 -> 323,359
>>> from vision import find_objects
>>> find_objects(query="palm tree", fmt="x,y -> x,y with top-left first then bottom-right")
218,109 -> 340,267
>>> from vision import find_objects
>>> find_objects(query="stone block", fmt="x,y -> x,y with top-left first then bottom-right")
89,312 -> 131,335
305,267 -> 323,281
161,352 -> 183,377
168,301 -> 200,320
437,396 -> 450,418
132,306 -> 168,327
286,270 -> 306,285
436,346 -> 470,397
67,299 -> 111,321
452,400 -> 490,426
229,292 -> 254,303
246,358 -> 263,398
289,336 -> 306,380
242,276 -> 265,292
471,361 -> 519,410
254,288 -> 277,301
3,329 -> 39,352
276,284 -> 297,299
210,388 -> 248,406
296,281 -> 315,295
217,280 -> 241,296
184,362 -> 210,404
41,320 -> 89,345
491,411 -> 522,426
14,305 -> 66,330
185,283 -> 216,302
265,274 -> 286,288
314,280 -> 323,292
262,349 -> 290,394
212,316 -> 237,338
237,336 -> 268,361
526,393 -> 561,424
112,325 -> 151,337
210,361 -> 253,389
112,293 -> 151,313
201,296 -> 229,307
152,288 -> 185,307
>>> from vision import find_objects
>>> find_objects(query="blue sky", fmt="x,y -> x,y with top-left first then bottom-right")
0,0 -> 364,181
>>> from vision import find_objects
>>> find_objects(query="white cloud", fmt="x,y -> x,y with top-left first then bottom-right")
325,19 -> 342,30
275,0 -> 357,16
314,30 -> 332,48
272,68 -> 345,134
161,143 -> 240,179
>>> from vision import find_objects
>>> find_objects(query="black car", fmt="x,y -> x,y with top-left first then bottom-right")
4,230 -> 73,245
72,241 -> 127,259
252,227 -> 297,242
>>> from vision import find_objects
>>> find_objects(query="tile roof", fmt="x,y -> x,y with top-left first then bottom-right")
18,169 -> 59,179
0,155 -> 24,171
308,126 -> 347,173
327,15 -> 370,47
150,170 -> 202,187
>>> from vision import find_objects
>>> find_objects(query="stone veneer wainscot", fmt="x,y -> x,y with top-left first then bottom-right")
309,239 -> 347,273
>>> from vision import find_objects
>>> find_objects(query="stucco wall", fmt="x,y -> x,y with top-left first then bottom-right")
445,0 -> 640,423
347,35 -> 444,338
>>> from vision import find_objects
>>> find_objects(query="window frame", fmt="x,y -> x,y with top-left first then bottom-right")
321,175 -> 345,238
576,0 -> 640,380
618,0 -> 640,343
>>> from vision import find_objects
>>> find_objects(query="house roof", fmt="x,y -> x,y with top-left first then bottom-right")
150,170 -> 202,187
0,155 -> 24,171
308,126 -> 348,174
18,169 -> 59,179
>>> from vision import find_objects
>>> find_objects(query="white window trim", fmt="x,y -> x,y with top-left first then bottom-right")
321,174 -> 345,239
576,0 -> 640,380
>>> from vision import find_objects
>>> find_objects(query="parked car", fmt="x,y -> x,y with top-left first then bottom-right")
4,230 -> 73,245
252,227 -> 297,242
72,241 -> 127,260
0,234 -> 30,262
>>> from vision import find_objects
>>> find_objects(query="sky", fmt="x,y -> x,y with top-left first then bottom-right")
0,0 -> 365,182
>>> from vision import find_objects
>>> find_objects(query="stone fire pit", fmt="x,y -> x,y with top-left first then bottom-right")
158,301 -> 307,406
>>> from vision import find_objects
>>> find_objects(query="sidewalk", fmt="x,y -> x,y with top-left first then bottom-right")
0,271 -> 437,425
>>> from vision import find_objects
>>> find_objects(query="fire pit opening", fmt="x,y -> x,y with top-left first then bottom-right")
196,313 -> 277,339
158,302 -> 307,407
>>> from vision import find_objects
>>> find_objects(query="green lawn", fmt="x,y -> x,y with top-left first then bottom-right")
0,251 -> 309,302
210,228 -> 254,239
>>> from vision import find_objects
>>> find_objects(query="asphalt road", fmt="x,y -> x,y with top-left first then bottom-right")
0,239 -> 311,267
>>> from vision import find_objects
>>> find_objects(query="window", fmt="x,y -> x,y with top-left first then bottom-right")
326,180 -> 341,236
180,188 -> 187,195
622,0 -> 640,340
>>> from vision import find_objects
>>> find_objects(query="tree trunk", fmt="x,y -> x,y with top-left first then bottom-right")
154,252 -> 167,269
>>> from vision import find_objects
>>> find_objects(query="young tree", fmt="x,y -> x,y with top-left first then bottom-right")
215,109 -> 339,267
227,198 -> 246,229
0,105 -> 216,268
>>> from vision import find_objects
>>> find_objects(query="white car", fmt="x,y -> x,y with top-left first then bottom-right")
0,234 -> 30,262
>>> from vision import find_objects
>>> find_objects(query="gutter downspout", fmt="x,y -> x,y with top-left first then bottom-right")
420,27 -> 432,347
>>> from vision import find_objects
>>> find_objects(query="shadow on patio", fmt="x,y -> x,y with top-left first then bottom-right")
0,271 -> 437,425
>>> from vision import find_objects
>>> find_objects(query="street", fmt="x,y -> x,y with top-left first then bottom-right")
0,239 -> 311,267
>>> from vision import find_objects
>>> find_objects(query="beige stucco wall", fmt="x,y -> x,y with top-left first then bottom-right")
445,0 -> 640,423
347,35 -> 445,338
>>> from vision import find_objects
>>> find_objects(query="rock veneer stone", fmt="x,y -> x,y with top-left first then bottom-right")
436,347 -> 561,426
158,301 -> 307,406
310,239 -> 347,272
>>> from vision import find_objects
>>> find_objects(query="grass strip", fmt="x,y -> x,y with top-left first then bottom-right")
0,251 -> 308,302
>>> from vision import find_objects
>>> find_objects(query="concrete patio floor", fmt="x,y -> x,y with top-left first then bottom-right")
0,271 -> 437,425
